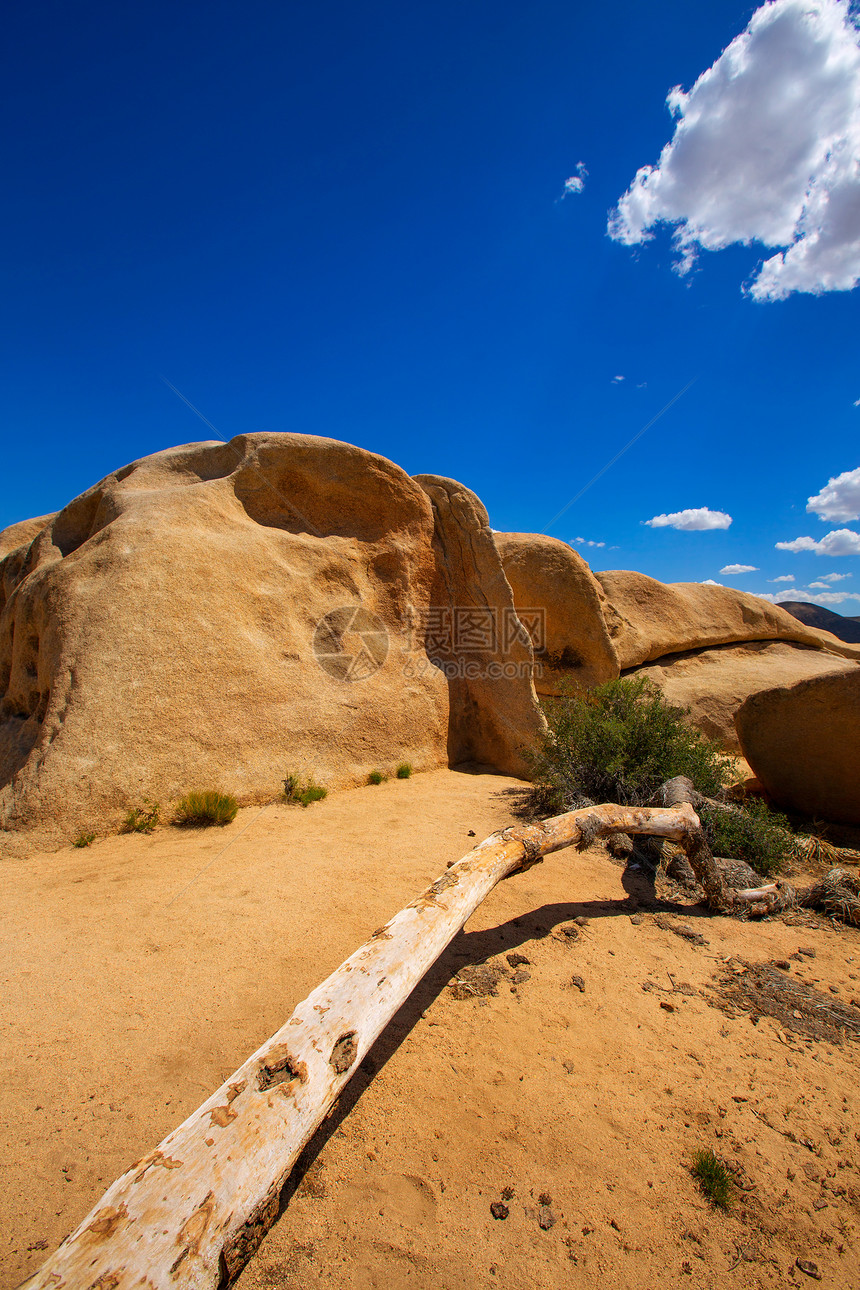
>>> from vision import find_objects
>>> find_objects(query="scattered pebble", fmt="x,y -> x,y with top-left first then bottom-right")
511,970 -> 531,985
506,953 -> 530,968
630,914 -> 643,926
569,975 -> 586,993
798,947 -> 816,958
574,916 -> 589,927
660,1000 -> 675,1012
796,1258 -> 822,1279
774,960 -> 791,971
538,1205 -> 556,1230
490,1202 -> 509,1220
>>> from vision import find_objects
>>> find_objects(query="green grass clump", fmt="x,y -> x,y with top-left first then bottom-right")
283,775 -> 328,808
368,770 -> 386,785
73,831 -> 95,848
120,799 -> 160,834
690,1148 -> 733,1209
700,796 -> 795,878
173,790 -> 238,827
530,676 -> 734,813
396,762 -> 413,779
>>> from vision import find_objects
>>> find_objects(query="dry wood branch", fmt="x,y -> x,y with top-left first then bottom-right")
26,798 -> 706,1290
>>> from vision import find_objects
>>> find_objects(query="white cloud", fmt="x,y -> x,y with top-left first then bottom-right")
820,571 -> 852,581
855,397 -> 860,406
768,574 -> 795,582
573,536 -> 606,548
719,563 -> 758,574
806,466 -> 860,522
700,579 -> 723,586
808,580 -> 830,588
758,588 -> 860,605
611,375 -> 625,384
608,0 -> 860,301
775,528 -> 860,555
562,163 -> 588,197
645,507 -> 732,531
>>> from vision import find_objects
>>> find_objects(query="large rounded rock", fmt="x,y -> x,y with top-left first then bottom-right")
635,641 -> 859,751
494,533 -> 619,694
735,670 -> 860,825
596,570 -> 860,669
413,482 -> 545,775
0,435 -> 543,841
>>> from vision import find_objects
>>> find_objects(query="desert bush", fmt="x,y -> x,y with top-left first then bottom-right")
690,1148 -> 733,1209
73,831 -> 95,848
173,790 -> 238,827
699,797 -> 794,878
120,799 -> 160,834
530,676 -> 734,811
396,762 -> 413,779
368,770 -> 386,785
283,775 -> 327,808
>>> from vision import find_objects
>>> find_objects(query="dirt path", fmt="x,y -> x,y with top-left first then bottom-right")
2,770 -> 859,1288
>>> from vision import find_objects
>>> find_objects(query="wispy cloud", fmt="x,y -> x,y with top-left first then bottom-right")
768,574 -> 795,582
806,466 -> 860,523
608,0 -> 860,301
775,528 -> 860,555
758,588 -> 860,605
645,507 -> 732,531
719,563 -> 758,574
561,163 -> 588,197
611,375 -> 625,384
573,536 -> 606,548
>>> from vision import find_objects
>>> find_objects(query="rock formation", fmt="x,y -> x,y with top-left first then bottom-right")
596,570 -> 860,669
494,533 -> 619,694
735,670 -> 860,825
0,435 -> 542,840
635,641 -> 858,751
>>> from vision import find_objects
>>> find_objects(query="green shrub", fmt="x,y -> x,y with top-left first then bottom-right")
396,762 -> 413,779
73,831 -> 95,848
368,770 -> 386,785
690,1148 -> 733,1209
173,790 -> 238,827
120,799 -> 160,834
700,796 -> 794,878
530,676 -> 734,812
283,775 -> 327,808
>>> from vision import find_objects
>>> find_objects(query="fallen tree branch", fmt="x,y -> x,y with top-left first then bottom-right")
25,796 -> 715,1290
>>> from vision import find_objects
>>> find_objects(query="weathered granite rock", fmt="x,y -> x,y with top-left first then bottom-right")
735,669 -> 860,825
494,533 -> 619,695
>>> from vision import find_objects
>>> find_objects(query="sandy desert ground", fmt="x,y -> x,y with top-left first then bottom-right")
2,769 -> 859,1289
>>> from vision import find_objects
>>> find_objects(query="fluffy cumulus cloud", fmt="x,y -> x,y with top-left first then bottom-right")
608,0 -> 860,301
719,563 -> 758,574
700,579 -> 723,586
645,507 -> 732,531
806,466 -> 860,521
758,587 -> 860,605
775,528 -> 860,554
769,574 -> 795,582
820,571 -> 853,581
562,163 -> 588,197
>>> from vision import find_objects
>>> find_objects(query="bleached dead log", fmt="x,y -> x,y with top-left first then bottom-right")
25,794 -> 754,1289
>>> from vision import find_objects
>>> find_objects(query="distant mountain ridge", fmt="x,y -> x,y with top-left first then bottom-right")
778,601 -> 860,644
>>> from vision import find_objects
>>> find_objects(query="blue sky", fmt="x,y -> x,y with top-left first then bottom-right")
2,0 -> 859,610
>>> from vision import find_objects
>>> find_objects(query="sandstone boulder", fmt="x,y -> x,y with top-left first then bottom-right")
596,570 -> 860,669
0,435 -> 543,841
635,641 -> 859,751
494,533 -> 619,694
735,670 -> 860,825
413,481 -> 545,775
0,514 -> 56,560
